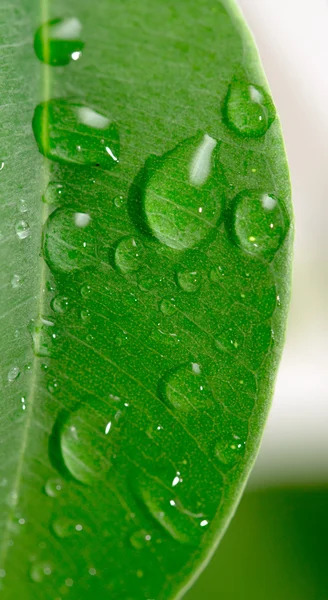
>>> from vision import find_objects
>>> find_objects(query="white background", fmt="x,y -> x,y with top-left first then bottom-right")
237,0 -> 328,485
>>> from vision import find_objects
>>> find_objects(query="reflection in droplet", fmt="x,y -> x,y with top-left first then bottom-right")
229,190 -> 288,259
141,133 -> 223,250
43,207 -> 97,274
114,237 -> 145,274
33,99 -> 119,170
15,220 -> 30,240
34,17 -> 84,66
223,80 -> 276,138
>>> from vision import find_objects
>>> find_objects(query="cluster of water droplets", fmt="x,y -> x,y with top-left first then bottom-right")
1,11 -> 289,592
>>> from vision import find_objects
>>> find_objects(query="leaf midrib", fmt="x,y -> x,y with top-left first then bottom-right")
0,0 -> 51,569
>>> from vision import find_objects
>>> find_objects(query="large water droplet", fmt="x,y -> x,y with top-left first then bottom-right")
229,190 -> 288,259
32,99 -> 119,169
177,270 -> 201,292
160,363 -> 213,413
43,207 -> 97,274
15,220 -> 30,240
34,17 -> 84,66
223,80 -> 276,138
60,403 -> 124,485
114,236 -> 145,274
141,133 -> 223,250
29,316 -> 58,358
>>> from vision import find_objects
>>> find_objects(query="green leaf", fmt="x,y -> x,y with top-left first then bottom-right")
0,1 -> 292,599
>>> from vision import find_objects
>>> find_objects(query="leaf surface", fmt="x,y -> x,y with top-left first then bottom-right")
0,1 -> 292,599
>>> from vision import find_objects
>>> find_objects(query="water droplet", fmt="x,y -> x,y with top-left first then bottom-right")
65,578 -> 74,587
60,403 -> 124,485
209,265 -> 225,283
229,190 -> 288,259
42,182 -> 65,205
47,379 -> 59,394
130,529 -> 152,549
11,274 -> 21,289
160,363 -> 213,413
223,80 -> 276,138
142,133 -> 223,250
44,477 -> 64,498
52,517 -> 83,539
34,17 -> 84,66
33,99 -> 119,170
43,207 -> 97,274
80,284 -> 91,299
81,309 -> 91,321
7,367 -> 20,382
15,220 -> 30,240
29,316 -> 58,358
18,199 -> 28,213
160,297 -> 177,316
113,195 -> 124,208
89,567 -> 97,576
29,562 -> 53,583
215,434 -> 246,466
114,237 -> 145,274
177,270 -> 201,292
51,295 -> 69,314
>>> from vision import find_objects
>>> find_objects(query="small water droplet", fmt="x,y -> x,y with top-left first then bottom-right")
18,199 -> 28,213
15,220 -> 30,240
29,316 -> 58,358
34,17 -> 84,66
44,477 -> 64,498
113,195 -> 124,208
130,529 -> 152,549
33,99 -> 119,170
89,567 -> 97,576
223,80 -> 276,138
229,190 -> 288,259
29,562 -> 53,583
215,435 -> 246,466
80,284 -> 91,298
177,270 -> 201,292
47,379 -> 59,394
209,265 -> 225,282
43,207 -> 97,274
11,274 -> 21,289
7,367 -> 20,382
65,578 -> 74,587
142,133 -> 223,250
160,297 -> 177,316
114,237 -> 145,274
81,309 -> 91,321
51,295 -> 69,314
160,363 -> 213,413
42,182 -> 65,205
60,402 -> 125,485
52,517 -> 83,539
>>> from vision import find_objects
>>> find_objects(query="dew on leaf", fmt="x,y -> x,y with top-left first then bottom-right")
7,367 -> 20,383
142,132 -> 223,250
130,529 -> 152,550
113,195 -> 125,208
29,562 -> 53,583
223,80 -> 276,138
52,517 -> 83,539
159,297 -> 177,316
44,477 -> 64,498
51,295 -> 69,314
229,190 -> 288,259
29,316 -> 58,358
214,434 -> 246,466
18,199 -> 28,213
11,274 -> 21,289
176,270 -> 201,292
15,220 -> 30,240
42,182 -> 65,205
59,403 -> 125,485
114,237 -> 145,274
43,207 -> 97,274
34,17 -> 84,66
32,99 -> 119,169
160,363 -> 213,413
